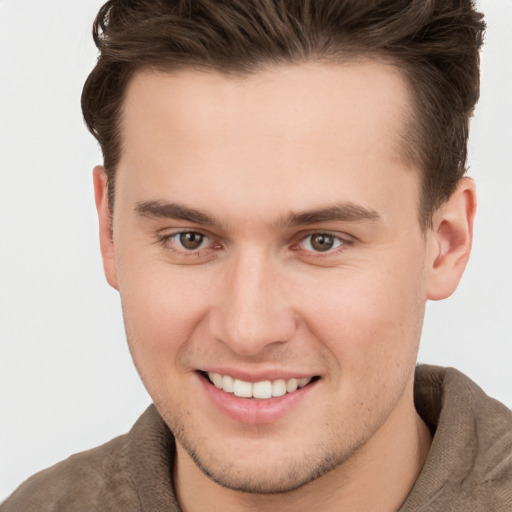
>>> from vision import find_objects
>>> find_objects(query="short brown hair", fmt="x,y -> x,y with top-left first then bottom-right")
81,0 -> 485,227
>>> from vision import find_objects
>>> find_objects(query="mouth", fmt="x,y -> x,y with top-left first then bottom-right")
200,371 -> 320,400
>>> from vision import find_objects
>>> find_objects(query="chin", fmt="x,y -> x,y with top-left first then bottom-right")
186,446 -> 342,494
172,419 -> 361,495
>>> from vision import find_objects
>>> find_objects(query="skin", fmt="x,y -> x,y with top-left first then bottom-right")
94,62 -> 476,511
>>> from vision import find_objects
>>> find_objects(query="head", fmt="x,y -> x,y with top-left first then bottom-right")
83,0 -> 483,499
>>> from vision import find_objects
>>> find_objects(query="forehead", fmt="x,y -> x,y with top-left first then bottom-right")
121,61 -> 412,156
117,62 -> 418,222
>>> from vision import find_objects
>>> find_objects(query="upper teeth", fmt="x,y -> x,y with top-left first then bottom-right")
207,372 -> 312,399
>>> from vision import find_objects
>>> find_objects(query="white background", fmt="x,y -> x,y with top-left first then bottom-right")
1,0 -> 511,500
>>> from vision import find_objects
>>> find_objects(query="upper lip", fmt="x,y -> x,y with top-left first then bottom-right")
199,368 -> 318,382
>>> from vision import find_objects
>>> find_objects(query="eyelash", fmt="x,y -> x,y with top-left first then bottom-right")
156,230 -> 350,257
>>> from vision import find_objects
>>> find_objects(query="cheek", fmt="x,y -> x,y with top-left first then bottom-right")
117,267 -> 215,413
297,255 -> 426,380
295,269 -> 425,427
116,258 -> 213,371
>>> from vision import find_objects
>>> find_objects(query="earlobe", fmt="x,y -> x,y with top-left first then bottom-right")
93,165 -> 119,290
426,177 -> 477,301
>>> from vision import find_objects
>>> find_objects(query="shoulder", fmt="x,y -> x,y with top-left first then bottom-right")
1,432 -> 141,512
406,365 -> 512,511
1,405 -> 177,512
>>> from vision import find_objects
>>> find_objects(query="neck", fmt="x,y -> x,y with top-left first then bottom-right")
174,384 -> 432,512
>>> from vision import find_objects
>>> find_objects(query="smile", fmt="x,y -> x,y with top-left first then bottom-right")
207,372 -> 314,399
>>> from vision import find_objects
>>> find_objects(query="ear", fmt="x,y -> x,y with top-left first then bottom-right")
426,177 -> 477,300
93,165 -> 119,290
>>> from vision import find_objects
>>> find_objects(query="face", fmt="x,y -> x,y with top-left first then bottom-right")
99,62 -> 434,493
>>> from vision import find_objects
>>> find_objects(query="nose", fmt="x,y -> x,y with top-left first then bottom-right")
208,248 -> 297,357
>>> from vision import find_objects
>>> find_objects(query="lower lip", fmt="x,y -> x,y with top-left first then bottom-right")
199,373 -> 318,425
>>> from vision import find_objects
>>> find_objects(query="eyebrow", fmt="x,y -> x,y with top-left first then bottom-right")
135,200 -> 381,228
135,201 -> 216,226
277,203 -> 381,228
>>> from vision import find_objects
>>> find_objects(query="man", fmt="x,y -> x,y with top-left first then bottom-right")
2,0 -> 511,510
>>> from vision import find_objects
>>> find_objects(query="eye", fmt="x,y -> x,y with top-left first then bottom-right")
299,233 -> 343,252
170,231 -> 209,251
